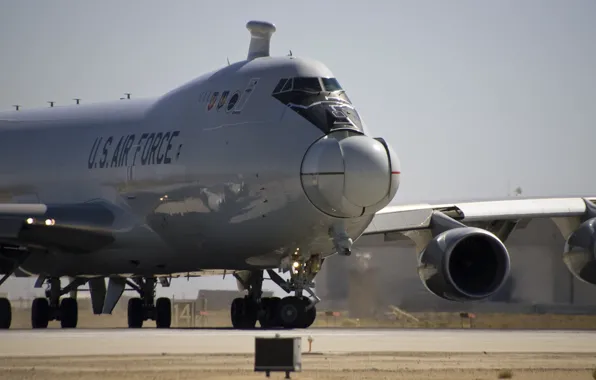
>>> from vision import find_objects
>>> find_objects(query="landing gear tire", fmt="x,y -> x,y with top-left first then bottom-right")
259,297 -> 281,329
300,298 -> 316,329
277,296 -> 306,329
230,297 -> 257,329
127,297 -> 144,328
155,297 -> 172,328
31,298 -> 50,329
59,298 -> 78,328
0,298 -> 11,329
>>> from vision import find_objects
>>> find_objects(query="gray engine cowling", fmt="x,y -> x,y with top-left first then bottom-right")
417,227 -> 511,301
563,217 -> 596,285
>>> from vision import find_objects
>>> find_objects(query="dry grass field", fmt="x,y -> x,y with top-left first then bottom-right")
0,352 -> 595,380
4,299 -> 596,379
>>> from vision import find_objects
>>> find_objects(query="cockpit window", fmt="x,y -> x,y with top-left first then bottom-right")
273,77 -> 324,95
281,78 -> 293,92
272,79 -> 288,94
292,77 -> 322,93
271,75 -> 361,134
322,77 -> 342,92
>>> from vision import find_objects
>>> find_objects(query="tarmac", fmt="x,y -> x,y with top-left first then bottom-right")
2,328 -> 596,357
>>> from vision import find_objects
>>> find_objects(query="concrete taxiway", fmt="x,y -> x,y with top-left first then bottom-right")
1,328 -> 596,357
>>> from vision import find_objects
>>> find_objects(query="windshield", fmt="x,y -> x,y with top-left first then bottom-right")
271,76 -> 361,133
272,77 -> 344,94
321,77 -> 342,92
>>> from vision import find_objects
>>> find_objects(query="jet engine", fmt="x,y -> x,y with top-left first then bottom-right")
563,217 -> 596,285
417,227 -> 511,301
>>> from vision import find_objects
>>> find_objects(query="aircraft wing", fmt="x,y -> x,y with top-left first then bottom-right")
0,202 -> 117,254
364,196 -> 596,247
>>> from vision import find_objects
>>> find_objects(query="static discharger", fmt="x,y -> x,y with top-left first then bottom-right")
246,20 -> 276,61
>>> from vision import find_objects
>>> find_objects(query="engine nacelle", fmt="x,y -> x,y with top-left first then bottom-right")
418,227 -> 511,301
563,217 -> 596,285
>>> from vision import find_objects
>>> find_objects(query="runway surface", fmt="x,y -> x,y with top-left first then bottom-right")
2,328 -> 596,357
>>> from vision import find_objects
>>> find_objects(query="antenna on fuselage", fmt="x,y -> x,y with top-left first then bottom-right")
246,20 -> 276,61
227,57 -> 230,66
288,50 -> 292,57
12,105 -> 21,111
47,101 -> 55,107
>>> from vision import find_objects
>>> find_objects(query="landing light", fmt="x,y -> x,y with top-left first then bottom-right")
26,218 -> 34,225
45,219 -> 55,226
292,261 -> 300,268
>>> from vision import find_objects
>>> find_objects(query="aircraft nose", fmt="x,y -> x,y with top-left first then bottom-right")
301,132 -> 400,218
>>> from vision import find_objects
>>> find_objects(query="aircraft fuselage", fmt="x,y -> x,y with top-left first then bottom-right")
0,56 -> 400,278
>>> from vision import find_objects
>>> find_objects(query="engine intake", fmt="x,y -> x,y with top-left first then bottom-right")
418,227 -> 511,301
563,217 -> 596,285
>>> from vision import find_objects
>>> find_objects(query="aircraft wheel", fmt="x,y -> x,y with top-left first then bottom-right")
155,297 -> 171,328
231,298 -> 243,328
31,298 -> 50,329
0,298 -> 11,329
300,298 -> 316,329
259,297 -> 280,329
59,298 -> 78,328
277,296 -> 305,329
127,297 -> 144,328
231,297 -> 257,329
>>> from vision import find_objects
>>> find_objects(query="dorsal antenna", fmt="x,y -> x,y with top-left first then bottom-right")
246,20 -> 276,61
288,50 -> 293,57
227,57 -> 230,66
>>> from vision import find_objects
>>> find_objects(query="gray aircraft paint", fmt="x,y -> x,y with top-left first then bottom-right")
0,28 -> 399,278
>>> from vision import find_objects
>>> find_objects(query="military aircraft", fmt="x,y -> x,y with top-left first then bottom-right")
0,20 -> 595,330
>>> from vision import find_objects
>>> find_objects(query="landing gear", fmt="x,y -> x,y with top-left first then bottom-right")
258,296 -> 280,328
231,294 -> 317,330
125,277 -> 172,328
0,298 -> 11,329
60,298 -> 78,328
277,296 -> 305,328
231,254 -> 322,330
155,297 -> 172,328
31,298 -> 49,329
127,298 -> 143,328
230,297 -> 258,329
31,277 -> 85,329
0,252 -> 30,330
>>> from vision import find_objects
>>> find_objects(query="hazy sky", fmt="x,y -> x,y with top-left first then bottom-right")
1,0 -> 595,298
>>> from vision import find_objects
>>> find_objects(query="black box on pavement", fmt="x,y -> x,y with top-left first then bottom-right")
254,336 -> 302,377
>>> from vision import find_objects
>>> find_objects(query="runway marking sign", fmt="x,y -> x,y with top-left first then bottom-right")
173,301 -> 194,327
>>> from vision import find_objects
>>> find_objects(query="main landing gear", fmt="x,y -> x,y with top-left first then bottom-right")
0,297 -> 10,329
31,277 -> 87,329
230,255 -> 322,329
23,276 -> 172,329
0,271 -> 14,329
0,274 -> 88,329
125,277 -> 171,328
0,249 -> 31,329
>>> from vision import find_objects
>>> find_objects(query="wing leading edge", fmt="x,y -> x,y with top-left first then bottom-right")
365,196 -> 596,238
